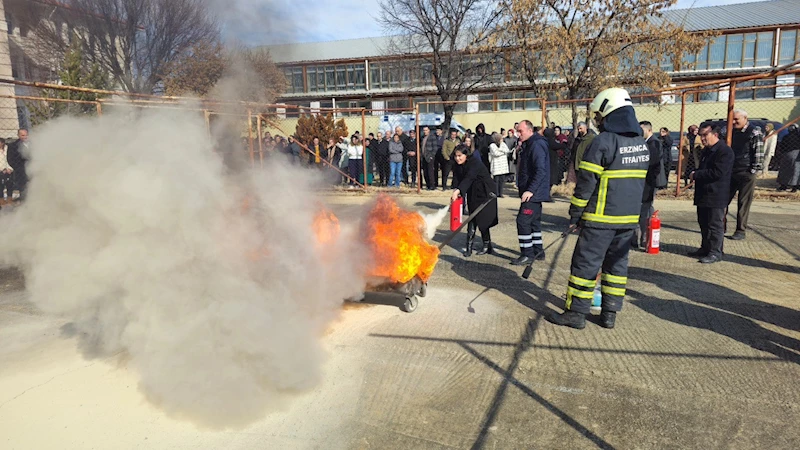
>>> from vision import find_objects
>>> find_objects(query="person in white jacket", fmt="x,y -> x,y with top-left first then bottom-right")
337,135 -> 364,188
489,132 -> 511,197
762,123 -> 777,176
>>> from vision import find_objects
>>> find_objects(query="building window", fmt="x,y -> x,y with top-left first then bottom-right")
698,90 -> 719,102
735,80 -> 755,100
498,93 -> 513,111
725,34 -> 743,69
743,33 -> 757,67
755,78 -> 776,99
779,29 -> 798,65
284,67 -> 304,94
755,31 -> 774,66
683,50 -> 698,70
707,36 -> 725,70
478,94 -> 494,112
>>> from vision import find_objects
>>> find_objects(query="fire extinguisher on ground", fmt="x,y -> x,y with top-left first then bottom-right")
647,210 -> 661,254
450,197 -> 464,232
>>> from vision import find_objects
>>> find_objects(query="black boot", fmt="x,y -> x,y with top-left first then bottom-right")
462,222 -> 477,257
600,310 -> 617,329
546,310 -> 586,329
476,240 -> 493,255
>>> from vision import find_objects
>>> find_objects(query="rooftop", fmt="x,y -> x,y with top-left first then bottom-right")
265,0 -> 800,64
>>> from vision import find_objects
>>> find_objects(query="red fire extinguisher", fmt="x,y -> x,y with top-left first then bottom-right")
647,210 -> 661,254
450,197 -> 464,231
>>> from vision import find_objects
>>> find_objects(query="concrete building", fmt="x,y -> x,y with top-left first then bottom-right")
264,0 -> 800,132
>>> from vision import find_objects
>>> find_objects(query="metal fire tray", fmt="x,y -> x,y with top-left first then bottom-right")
363,276 -> 427,313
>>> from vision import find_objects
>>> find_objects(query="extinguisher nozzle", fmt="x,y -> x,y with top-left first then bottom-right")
521,265 -> 533,279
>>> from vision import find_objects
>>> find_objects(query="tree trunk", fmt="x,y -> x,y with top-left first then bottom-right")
442,103 -> 455,134
569,87 -> 579,130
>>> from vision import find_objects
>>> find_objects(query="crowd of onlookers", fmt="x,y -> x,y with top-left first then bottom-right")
248,116 -> 800,197
254,121 -> 620,193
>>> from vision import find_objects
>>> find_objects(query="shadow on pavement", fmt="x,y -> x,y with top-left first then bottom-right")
629,267 -> 800,365
661,243 -> 800,274
371,317 -> 616,450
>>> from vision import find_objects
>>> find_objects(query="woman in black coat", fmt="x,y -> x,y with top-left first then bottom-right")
450,144 -> 499,257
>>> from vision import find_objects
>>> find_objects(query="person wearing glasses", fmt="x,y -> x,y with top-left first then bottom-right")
689,124 -> 734,264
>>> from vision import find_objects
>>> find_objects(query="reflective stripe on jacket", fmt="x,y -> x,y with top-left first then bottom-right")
569,131 -> 648,229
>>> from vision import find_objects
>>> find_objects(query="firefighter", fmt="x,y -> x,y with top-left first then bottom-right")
547,88 -> 648,330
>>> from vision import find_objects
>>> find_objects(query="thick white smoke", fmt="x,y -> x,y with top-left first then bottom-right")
0,109 -> 368,427
420,206 -> 449,240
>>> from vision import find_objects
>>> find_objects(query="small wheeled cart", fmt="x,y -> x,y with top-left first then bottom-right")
364,276 -> 427,313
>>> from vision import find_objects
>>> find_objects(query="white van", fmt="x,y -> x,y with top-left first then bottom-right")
377,113 -> 467,135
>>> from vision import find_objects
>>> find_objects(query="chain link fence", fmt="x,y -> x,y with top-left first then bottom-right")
3,68 -> 799,198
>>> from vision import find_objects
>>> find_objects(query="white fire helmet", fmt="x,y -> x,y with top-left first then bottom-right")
589,87 -> 633,121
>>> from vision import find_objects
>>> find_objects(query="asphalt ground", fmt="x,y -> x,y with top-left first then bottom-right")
1,192 -> 799,449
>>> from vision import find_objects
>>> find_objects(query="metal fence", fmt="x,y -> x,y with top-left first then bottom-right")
2,65 -> 799,197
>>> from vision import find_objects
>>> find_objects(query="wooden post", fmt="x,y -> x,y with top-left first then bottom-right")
204,110 -> 212,140
541,99 -> 547,129
247,109 -> 254,168
257,113 -> 264,168
95,102 -> 102,116
676,91 -> 687,196
726,81 -> 736,147
362,108 -> 367,191
415,103 -> 421,194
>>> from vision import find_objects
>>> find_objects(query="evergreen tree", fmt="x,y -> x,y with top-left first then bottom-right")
27,36 -> 111,125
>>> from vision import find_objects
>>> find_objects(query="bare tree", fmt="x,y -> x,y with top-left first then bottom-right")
498,0 -> 709,127
27,0 -> 219,94
380,0 -> 503,132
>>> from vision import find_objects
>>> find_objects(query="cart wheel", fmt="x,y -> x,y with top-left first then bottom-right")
402,295 -> 419,313
418,283 -> 427,298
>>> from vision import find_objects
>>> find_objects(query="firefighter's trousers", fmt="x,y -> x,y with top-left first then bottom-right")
566,227 -> 634,314
516,201 -> 543,257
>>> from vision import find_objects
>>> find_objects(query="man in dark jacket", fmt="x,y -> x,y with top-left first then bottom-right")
544,127 -> 566,186
634,121 -> 662,250
376,132 -> 391,186
690,125 -> 734,263
399,128 -> 418,186
474,123 -> 492,171
510,120 -> 550,266
548,88 -> 648,330
287,136 -> 301,165
659,127 -> 673,181
7,128 -> 29,201
726,109 -> 764,240
421,127 -> 439,190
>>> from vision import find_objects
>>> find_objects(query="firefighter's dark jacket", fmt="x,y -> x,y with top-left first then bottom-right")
517,133 -> 551,202
569,106 -> 648,229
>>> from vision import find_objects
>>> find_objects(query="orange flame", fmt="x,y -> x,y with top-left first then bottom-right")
313,209 -> 341,245
365,195 -> 439,283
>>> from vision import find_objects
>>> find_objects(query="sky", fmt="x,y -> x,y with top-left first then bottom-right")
225,0 -> 763,46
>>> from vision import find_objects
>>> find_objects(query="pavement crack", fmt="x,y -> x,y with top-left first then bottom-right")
0,360 -> 102,410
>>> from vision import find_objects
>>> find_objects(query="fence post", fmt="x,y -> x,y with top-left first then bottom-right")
362,108 -> 367,191
204,110 -> 212,139
95,102 -> 102,116
256,113 -> 263,168
415,103 -> 421,194
676,91 -> 687,196
726,81 -> 736,147
247,109 -> 254,168
541,99 -> 547,129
